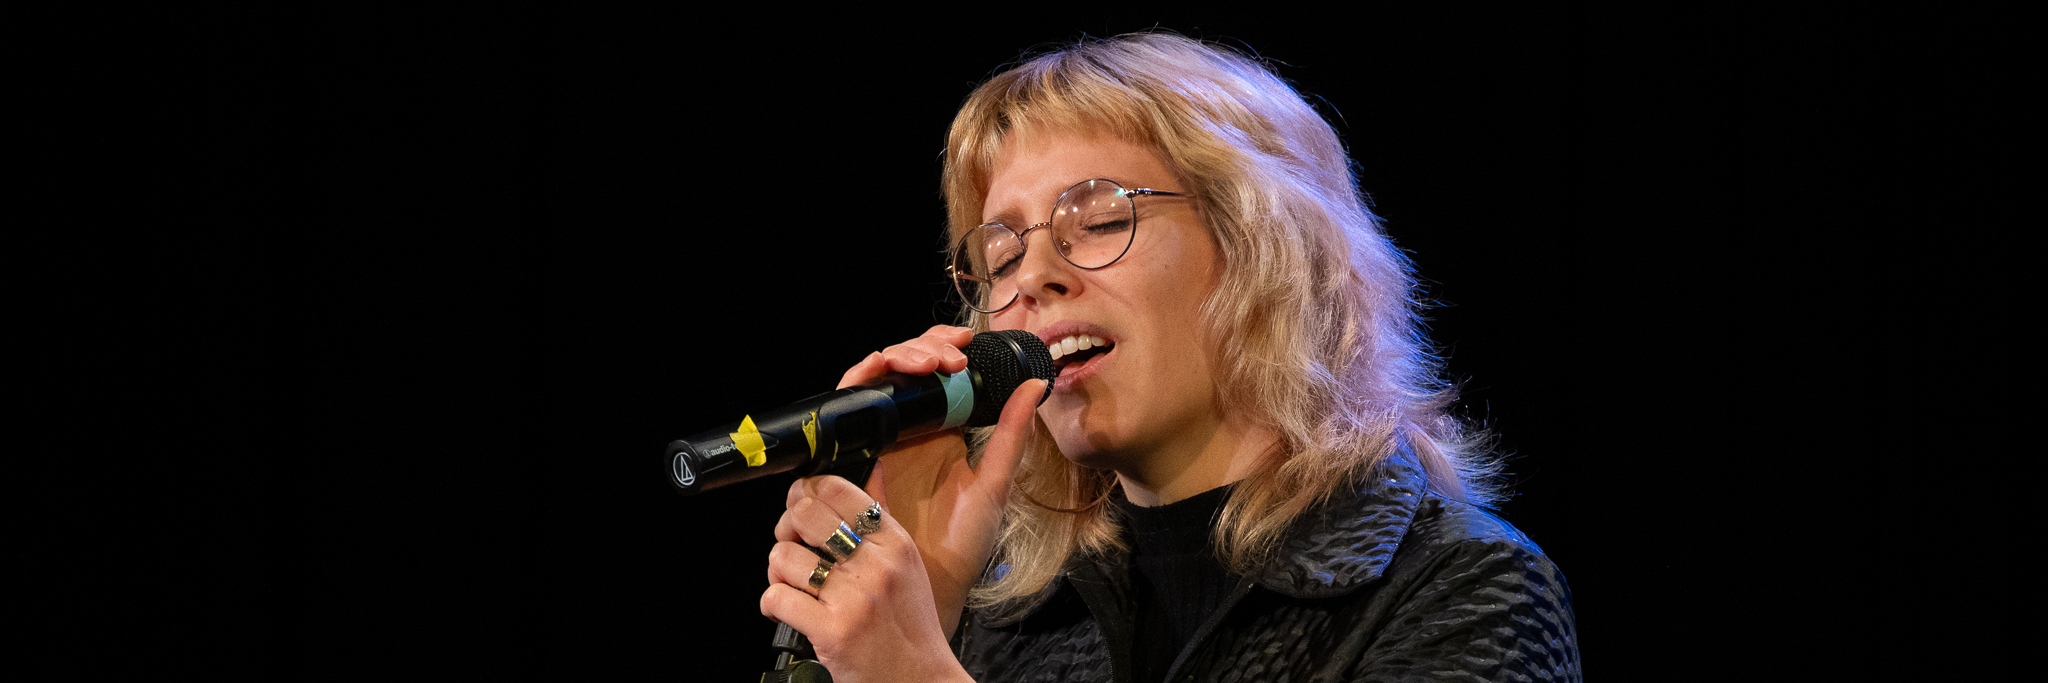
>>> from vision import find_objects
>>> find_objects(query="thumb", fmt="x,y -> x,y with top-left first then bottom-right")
971,379 -> 1046,500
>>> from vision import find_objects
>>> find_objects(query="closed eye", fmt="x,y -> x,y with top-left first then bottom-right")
1081,218 -> 1131,234
988,252 -> 1022,278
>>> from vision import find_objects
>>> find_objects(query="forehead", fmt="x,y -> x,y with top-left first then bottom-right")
982,129 -> 1179,220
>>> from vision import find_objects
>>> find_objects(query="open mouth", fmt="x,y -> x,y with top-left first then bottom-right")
1048,334 -> 1114,379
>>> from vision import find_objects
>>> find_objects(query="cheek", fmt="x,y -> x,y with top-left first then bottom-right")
988,309 -> 1027,332
1136,230 -> 1222,340
1126,245 -> 1222,395
1164,237 -> 1227,388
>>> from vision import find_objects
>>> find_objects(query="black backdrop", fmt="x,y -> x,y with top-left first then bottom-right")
208,6 -> 1903,680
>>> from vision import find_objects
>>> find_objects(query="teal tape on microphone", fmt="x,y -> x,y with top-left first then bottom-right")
940,370 -> 974,429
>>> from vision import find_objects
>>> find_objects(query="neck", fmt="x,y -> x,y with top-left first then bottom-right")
1116,410 -> 1277,507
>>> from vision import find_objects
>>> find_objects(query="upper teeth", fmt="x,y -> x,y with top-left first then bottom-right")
1048,335 -> 1111,361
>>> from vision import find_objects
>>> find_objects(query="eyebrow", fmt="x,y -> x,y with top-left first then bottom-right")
982,176 -> 1140,225
982,208 -> 1028,226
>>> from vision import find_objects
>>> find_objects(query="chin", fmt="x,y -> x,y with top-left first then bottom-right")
1054,443 -> 1110,469
1040,420 -> 1130,472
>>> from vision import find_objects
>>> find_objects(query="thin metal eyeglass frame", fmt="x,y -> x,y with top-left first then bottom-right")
948,179 -> 1191,314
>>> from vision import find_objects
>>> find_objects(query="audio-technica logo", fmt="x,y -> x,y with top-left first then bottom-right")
673,453 -> 696,487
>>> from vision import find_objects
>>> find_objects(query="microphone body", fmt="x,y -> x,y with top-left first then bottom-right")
667,330 -> 1054,496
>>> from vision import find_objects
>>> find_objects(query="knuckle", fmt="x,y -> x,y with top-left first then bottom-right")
819,476 -> 858,500
772,541 -> 807,567
762,588 -> 795,618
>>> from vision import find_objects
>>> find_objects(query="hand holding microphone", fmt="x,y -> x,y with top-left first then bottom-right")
757,326 -> 1052,682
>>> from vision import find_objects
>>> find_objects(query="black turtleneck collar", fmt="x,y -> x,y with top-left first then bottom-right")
1112,482 -> 1241,683
1113,481 -> 1237,553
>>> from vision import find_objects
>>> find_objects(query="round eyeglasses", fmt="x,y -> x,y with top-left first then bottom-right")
949,178 -> 1191,314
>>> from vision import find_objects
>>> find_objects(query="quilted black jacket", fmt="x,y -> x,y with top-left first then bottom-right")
950,448 -> 1581,682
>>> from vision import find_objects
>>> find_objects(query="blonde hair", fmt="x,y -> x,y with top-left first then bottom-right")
943,33 -> 1499,613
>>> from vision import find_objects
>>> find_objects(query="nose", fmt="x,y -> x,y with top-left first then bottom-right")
1008,225 -> 1077,310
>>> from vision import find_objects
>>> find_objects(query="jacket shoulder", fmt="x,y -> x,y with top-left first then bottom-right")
1403,494 -> 1546,555
1345,494 -> 1580,681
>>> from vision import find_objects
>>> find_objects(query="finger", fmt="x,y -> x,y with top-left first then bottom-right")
772,504 -> 829,545
891,338 -> 967,373
774,508 -> 798,544
839,329 -> 973,390
970,378 -> 1046,502
907,331 -> 972,372
922,324 -> 975,349
761,583 -> 834,642
916,340 -> 971,374
837,351 -> 887,390
768,541 -> 829,595
878,343 -> 943,376
780,476 -> 854,543
780,476 -> 825,543
785,495 -> 852,549
786,476 -> 809,509
804,475 -> 886,545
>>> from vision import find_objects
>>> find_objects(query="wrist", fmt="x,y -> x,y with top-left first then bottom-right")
924,558 -> 976,637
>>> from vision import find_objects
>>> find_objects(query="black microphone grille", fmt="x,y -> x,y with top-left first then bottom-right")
963,330 -> 1055,428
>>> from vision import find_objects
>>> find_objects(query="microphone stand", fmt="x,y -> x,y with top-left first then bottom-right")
759,457 -> 878,683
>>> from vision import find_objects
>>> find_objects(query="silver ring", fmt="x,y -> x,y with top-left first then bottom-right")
822,522 -> 863,562
854,502 -> 883,536
808,558 -> 832,593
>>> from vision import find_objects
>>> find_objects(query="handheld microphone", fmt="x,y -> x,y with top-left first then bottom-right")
666,330 -> 1055,496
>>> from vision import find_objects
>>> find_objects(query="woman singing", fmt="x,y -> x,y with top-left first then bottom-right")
759,33 -> 1579,682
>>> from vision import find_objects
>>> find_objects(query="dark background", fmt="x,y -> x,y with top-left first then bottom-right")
99,5 -> 1918,680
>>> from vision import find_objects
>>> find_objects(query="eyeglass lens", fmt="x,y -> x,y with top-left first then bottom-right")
952,180 -> 1139,313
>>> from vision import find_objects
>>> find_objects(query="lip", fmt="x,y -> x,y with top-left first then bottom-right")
1034,320 -> 1115,347
1032,320 -> 1118,393
1052,343 -> 1113,392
